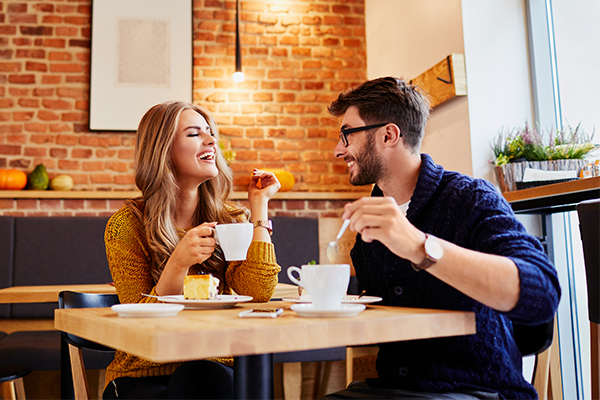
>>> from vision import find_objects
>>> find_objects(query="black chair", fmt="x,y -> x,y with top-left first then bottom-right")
58,291 -> 120,400
0,365 -> 31,400
512,317 -> 554,398
577,198 -> 600,399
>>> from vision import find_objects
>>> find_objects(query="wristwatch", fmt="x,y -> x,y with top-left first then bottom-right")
411,234 -> 444,272
252,220 -> 273,235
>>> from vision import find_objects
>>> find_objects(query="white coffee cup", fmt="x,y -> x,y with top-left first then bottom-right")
287,264 -> 350,310
215,223 -> 253,261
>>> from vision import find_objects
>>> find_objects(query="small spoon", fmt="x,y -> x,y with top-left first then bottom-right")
141,293 -> 180,300
326,219 -> 350,263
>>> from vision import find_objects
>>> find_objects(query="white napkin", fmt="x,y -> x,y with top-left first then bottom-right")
522,168 -> 578,182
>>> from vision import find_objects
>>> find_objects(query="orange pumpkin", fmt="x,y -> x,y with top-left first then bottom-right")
261,168 -> 295,192
0,169 -> 28,190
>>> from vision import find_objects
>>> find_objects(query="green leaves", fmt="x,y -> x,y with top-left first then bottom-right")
492,122 -> 597,165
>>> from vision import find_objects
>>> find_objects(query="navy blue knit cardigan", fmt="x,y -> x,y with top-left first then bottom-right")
351,154 -> 561,399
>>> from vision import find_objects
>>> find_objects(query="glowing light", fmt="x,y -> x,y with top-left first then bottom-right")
233,71 -> 245,82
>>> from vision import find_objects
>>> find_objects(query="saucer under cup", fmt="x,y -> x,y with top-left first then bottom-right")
287,264 -> 350,310
215,223 -> 253,261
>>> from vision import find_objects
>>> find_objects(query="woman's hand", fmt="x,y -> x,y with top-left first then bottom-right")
156,222 -> 217,296
248,169 -> 281,204
248,169 -> 279,243
170,222 -> 217,270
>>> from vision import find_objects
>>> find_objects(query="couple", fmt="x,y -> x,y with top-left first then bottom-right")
104,77 -> 559,399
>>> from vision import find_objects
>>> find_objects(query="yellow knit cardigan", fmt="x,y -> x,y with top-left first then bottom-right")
103,206 -> 280,388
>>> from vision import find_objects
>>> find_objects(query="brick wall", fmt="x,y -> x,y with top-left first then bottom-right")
0,0 -> 370,200
0,196 -> 361,217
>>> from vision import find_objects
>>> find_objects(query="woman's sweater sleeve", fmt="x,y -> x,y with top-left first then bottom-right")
225,241 -> 281,302
105,207 -> 160,304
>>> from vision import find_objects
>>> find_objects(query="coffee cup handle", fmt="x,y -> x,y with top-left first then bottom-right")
287,266 -> 303,287
213,226 -> 219,245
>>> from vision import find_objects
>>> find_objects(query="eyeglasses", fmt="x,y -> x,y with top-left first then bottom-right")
338,122 -> 392,147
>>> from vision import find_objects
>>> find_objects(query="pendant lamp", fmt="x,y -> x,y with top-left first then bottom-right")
232,0 -> 244,82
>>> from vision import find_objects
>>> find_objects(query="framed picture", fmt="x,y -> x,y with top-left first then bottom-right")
89,0 -> 192,131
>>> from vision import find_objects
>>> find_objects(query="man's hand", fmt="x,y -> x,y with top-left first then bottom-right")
342,197 -> 425,264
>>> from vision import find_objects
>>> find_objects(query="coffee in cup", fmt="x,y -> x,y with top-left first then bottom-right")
215,223 -> 253,261
287,264 -> 350,310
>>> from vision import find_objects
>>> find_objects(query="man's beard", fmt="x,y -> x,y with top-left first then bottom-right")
349,136 -> 384,186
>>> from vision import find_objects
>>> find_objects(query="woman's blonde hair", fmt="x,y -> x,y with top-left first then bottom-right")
126,101 -> 247,283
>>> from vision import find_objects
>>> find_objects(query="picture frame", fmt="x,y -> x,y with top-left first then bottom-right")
89,0 -> 193,131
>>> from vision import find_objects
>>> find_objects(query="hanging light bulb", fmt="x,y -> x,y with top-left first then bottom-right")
233,0 -> 244,82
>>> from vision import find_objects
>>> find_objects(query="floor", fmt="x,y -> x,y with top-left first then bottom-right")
7,356 -> 377,400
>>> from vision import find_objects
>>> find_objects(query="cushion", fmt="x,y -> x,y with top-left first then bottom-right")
271,217 -> 319,285
0,217 -> 15,318
11,216 -> 112,318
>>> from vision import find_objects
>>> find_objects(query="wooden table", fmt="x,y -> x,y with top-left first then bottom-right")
0,284 -> 116,304
55,300 -> 475,399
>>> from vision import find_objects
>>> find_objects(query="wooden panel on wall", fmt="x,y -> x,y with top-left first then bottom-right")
410,53 -> 467,108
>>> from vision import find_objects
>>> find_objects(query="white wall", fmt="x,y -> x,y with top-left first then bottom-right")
365,0 -> 472,176
365,0 -> 534,184
461,0 -> 533,183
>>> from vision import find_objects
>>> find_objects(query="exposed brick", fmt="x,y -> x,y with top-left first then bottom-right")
0,0 -> 367,195
0,62 -> 21,72
7,3 -> 28,12
20,26 -> 53,36
10,14 -> 37,24
23,146 -> 46,156
68,39 -> 89,48
9,74 -> 36,84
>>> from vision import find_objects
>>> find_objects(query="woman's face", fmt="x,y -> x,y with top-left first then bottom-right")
170,109 -> 218,189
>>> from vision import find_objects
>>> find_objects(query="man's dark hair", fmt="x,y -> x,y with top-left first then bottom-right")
328,77 -> 431,150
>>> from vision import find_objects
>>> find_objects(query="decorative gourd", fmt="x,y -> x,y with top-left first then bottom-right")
262,168 -> 295,192
0,169 -> 28,190
26,164 -> 49,190
49,174 -> 74,191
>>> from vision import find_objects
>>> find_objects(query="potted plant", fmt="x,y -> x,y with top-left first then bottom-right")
492,122 -> 597,192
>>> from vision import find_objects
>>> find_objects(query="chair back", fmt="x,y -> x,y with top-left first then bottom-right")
512,318 -> 554,357
58,291 -> 120,351
576,199 -> 600,324
271,217 -> 319,284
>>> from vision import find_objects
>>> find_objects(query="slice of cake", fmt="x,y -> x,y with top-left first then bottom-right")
183,274 -> 219,300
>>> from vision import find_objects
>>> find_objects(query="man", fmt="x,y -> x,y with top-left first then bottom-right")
326,77 -> 560,399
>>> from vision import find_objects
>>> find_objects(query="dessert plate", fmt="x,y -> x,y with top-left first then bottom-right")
282,295 -> 382,304
290,303 -> 366,318
157,295 -> 253,309
111,303 -> 184,318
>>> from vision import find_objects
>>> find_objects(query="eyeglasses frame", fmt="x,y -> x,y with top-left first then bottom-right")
338,122 -> 399,147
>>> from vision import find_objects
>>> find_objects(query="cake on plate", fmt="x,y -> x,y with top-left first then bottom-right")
183,274 -> 219,300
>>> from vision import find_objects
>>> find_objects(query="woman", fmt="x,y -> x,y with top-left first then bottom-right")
103,101 -> 281,399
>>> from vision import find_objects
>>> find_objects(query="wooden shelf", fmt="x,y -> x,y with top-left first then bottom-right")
0,190 -> 369,201
410,53 -> 467,108
503,176 -> 600,213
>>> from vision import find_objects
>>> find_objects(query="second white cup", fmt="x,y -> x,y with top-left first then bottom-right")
287,264 -> 350,310
215,223 -> 253,261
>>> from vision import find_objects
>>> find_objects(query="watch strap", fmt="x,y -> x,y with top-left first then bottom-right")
253,220 -> 273,235
411,234 -> 437,272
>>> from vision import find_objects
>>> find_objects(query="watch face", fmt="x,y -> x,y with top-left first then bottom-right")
425,236 -> 444,261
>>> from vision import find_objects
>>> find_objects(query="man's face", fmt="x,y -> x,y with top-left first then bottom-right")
334,107 -> 385,186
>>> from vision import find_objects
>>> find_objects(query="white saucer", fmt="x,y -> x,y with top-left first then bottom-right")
111,303 -> 184,318
290,303 -> 366,318
283,295 -> 382,305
